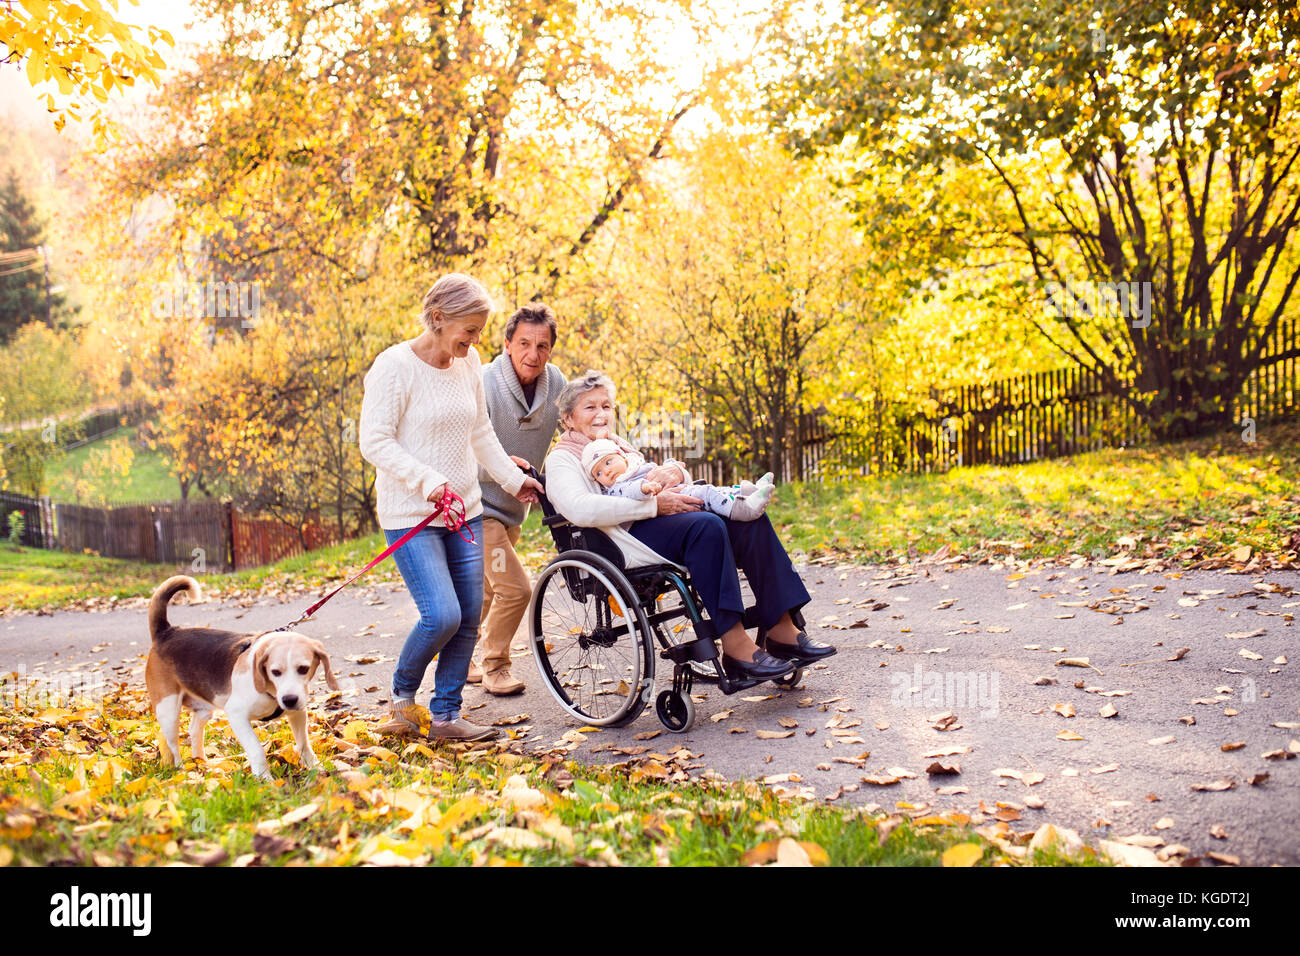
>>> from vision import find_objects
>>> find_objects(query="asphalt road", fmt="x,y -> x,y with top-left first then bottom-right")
2,560 -> 1296,865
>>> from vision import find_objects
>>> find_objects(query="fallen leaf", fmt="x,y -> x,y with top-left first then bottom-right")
941,843 -> 983,867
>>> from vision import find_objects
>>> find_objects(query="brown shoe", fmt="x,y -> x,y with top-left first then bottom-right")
376,699 -> 431,737
467,659 -> 484,684
482,668 -> 525,696
427,718 -> 499,742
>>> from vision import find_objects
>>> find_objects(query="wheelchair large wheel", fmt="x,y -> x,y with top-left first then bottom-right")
529,551 -> 655,727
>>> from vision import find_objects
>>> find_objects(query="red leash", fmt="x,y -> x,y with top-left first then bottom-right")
266,488 -> 474,634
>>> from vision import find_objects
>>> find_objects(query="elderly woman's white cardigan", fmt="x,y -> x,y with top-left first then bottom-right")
542,447 -> 688,569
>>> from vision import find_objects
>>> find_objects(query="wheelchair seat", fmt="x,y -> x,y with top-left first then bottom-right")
525,467 -> 806,733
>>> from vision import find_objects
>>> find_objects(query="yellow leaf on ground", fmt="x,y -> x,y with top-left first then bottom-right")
942,843 -> 984,867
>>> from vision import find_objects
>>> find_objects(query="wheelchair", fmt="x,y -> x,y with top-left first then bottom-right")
525,469 -> 806,733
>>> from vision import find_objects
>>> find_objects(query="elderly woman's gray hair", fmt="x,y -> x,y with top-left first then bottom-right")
420,273 -> 496,332
556,370 -> 617,422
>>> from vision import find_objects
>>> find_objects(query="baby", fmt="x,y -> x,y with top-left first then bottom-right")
581,438 -> 775,521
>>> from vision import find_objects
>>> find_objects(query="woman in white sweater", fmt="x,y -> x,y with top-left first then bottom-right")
359,273 -> 543,741
544,371 -> 835,682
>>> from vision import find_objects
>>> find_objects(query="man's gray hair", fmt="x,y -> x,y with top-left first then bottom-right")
556,370 -> 617,421
420,273 -> 496,331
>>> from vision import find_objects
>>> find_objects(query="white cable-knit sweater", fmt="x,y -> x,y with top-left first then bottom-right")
359,340 -> 526,530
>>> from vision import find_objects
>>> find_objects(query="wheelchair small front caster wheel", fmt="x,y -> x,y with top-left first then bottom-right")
656,689 -> 695,732
774,667 -> 804,691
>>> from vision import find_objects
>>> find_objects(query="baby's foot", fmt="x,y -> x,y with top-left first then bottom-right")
756,472 -> 774,487
727,494 -> 759,521
750,483 -> 775,514
737,479 -> 758,496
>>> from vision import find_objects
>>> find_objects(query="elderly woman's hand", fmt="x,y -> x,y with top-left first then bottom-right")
644,463 -> 687,490
655,490 -> 703,515
514,476 -> 544,503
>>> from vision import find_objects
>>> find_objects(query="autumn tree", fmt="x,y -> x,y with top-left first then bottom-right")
769,0 -> 1300,440
109,0 -> 713,301
0,0 -> 173,143
620,132 -> 878,482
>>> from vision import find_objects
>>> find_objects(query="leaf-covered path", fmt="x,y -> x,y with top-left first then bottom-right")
2,560 -> 1295,865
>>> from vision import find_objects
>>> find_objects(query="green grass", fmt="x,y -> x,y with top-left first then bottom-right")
43,425 -> 191,504
0,689 -> 1104,867
766,419 -> 1300,565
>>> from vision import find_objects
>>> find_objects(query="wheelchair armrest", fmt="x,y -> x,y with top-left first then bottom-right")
542,513 -> 570,527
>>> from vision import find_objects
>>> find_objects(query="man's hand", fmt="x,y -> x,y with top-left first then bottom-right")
509,455 -> 531,470
655,490 -> 703,515
640,479 -> 663,496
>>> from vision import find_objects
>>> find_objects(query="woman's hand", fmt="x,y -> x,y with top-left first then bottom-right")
644,463 -> 686,490
426,483 -> 448,503
509,455 -> 531,470
656,490 -> 703,515
513,476 -> 544,503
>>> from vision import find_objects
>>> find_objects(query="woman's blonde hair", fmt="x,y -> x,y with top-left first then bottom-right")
420,273 -> 496,332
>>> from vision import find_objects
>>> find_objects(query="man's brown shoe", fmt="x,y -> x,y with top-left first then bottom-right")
427,718 -> 499,742
467,659 -> 484,684
482,668 -> 525,696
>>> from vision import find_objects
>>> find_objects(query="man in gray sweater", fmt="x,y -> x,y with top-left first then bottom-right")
472,303 -> 567,694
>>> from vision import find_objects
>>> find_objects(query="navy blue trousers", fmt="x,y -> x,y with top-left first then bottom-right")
628,511 -> 811,635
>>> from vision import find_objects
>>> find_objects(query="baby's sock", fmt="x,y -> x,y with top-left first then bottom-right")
750,483 -> 774,514
737,480 -> 757,496
727,494 -> 758,521
756,472 -> 774,487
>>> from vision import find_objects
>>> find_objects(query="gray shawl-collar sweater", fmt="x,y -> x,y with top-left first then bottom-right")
479,353 -> 567,527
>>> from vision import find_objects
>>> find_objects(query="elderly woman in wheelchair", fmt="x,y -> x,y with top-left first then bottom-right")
528,370 -> 835,733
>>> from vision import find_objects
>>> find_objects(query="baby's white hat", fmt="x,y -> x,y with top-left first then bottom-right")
582,438 -> 625,477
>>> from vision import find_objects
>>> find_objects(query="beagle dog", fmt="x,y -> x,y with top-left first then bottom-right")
145,575 -> 338,781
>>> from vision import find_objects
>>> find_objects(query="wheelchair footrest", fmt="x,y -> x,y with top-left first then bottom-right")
661,636 -> 720,666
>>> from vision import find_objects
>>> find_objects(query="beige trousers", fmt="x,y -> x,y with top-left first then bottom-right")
478,518 -> 531,673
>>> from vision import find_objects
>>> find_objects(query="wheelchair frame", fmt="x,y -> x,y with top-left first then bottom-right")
525,469 -> 805,733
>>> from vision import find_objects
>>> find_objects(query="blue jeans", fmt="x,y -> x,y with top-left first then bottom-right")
384,516 -> 483,721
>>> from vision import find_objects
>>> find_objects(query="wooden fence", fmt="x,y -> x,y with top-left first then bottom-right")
0,490 -> 52,548
891,317 -> 1298,473
46,498 -> 346,571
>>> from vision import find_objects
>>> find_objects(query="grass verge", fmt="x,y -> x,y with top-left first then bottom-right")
0,685 -> 1103,867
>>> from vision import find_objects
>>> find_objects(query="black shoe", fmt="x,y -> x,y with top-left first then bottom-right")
761,630 -> 837,663
722,649 -> 797,681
